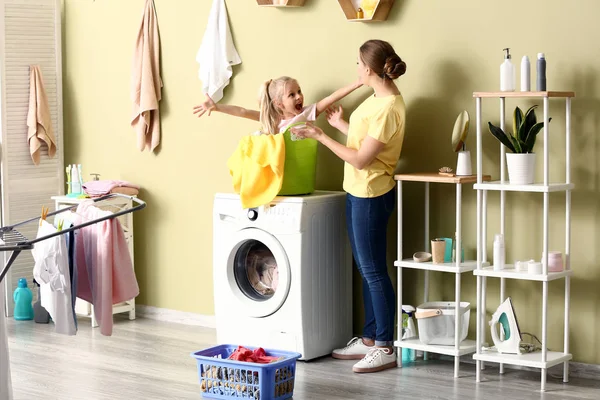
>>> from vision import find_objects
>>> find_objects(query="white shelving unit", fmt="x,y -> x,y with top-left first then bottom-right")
472,91 -> 575,392
394,172 -> 490,378
51,195 -> 137,327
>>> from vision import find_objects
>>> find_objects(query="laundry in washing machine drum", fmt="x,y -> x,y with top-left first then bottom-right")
278,123 -> 318,196
246,247 -> 279,296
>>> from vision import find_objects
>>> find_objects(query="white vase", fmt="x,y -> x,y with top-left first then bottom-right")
455,151 -> 472,176
506,153 -> 536,185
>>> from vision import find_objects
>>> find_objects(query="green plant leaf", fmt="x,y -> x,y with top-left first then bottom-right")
510,135 -> 523,153
519,105 -> 538,142
488,122 -> 516,153
524,119 -> 551,152
513,106 -> 524,140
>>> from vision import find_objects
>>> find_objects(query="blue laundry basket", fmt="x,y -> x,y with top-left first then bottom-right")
191,344 -> 301,400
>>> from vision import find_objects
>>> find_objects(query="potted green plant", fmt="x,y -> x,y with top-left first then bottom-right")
487,105 -> 550,185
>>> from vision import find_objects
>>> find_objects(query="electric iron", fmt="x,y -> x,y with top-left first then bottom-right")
490,297 -> 522,354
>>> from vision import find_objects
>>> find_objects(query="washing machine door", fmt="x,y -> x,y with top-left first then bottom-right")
226,228 -> 291,318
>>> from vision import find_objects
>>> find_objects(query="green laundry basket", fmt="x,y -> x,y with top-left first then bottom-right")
278,122 -> 318,196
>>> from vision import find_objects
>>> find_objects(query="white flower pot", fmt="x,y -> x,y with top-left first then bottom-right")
506,153 -> 536,185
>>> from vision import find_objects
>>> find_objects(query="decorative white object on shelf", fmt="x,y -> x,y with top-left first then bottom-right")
528,260 -> 542,274
456,151 -> 472,176
506,153 -> 536,184
452,110 -> 472,176
515,260 -> 527,272
473,90 -> 575,392
492,233 -> 505,271
51,195 -> 137,328
413,252 -> 432,262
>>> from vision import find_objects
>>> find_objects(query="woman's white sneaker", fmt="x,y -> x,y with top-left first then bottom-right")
331,337 -> 373,360
352,347 -> 397,373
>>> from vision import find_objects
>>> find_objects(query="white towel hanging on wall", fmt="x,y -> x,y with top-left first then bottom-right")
196,0 -> 241,103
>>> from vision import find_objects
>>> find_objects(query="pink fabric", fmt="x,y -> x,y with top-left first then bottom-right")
74,201 -> 139,336
82,180 -> 141,197
228,346 -> 281,364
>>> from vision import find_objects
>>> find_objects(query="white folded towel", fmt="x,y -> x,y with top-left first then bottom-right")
196,0 -> 241,103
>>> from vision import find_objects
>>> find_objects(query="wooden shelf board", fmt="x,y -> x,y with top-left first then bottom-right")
395,172 -> 491,184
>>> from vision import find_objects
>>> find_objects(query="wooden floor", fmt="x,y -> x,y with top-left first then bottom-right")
5,316 -> 600,399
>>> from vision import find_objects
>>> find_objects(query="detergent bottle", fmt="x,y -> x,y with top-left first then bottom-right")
401,305 -> 417,362
13,278 -> 34,321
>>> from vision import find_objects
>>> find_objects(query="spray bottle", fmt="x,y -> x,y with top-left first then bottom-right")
537,53 -> 547,91
520,55 -> 531,91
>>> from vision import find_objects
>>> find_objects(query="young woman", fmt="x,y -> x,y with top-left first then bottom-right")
292,39 -> 406,374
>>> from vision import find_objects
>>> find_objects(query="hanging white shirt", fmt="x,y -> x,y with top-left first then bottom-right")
32,221 -> 76,336
0,281 -> 13,400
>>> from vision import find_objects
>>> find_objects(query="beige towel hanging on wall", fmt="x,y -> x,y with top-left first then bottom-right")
27,65 -> 57,165
131,0 -> 163,152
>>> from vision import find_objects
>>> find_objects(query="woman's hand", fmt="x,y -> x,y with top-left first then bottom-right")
290,122 -> 325,141
325,105 -> 344,129
192,94 -> 217,117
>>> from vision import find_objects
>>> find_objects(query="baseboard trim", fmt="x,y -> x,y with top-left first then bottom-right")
136,305 -> 216,328
436,354 -> 600,381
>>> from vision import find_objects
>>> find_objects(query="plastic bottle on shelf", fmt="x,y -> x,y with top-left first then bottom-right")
451,232 -> 465,263
520,55 -> 531,91
537,53 -> 547,91
500,48 -> 515,92
493,234 -> 505,271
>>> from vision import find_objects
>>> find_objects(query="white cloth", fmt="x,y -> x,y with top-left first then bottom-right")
0,282 -> 12,400
196,0 -> 241,103
32,221 -> 76,336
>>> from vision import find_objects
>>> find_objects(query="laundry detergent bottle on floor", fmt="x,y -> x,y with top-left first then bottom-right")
401,305 -> 417,362
13,278 -> 34,321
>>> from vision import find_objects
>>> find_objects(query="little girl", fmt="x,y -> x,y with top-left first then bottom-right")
192,76 -> 362,134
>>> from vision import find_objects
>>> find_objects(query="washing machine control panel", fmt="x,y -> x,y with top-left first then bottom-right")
257,204 -> 301,231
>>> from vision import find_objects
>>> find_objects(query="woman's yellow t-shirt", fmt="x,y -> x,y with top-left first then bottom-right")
343,93 -> 406,198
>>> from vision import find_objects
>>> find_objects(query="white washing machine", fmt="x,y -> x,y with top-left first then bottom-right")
213,191 -> 352,361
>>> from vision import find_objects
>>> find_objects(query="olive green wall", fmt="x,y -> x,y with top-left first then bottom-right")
63,0 -> 600,363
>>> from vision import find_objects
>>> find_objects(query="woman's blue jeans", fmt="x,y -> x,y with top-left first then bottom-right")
346,189 -> 396,346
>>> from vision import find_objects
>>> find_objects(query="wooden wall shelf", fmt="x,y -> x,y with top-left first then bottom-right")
338,0 -> 394,22
257,0 -> 306,7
